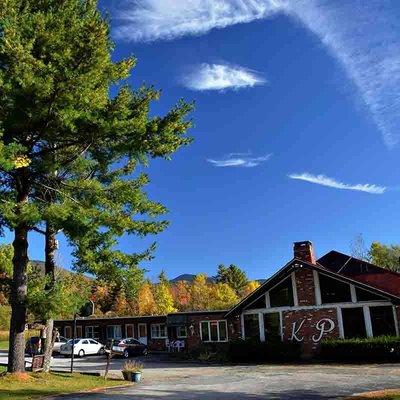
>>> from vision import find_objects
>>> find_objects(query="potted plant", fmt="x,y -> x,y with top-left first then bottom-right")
122,360 -> 144,383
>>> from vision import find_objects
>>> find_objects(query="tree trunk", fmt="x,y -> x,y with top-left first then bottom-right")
42,224 -> 57,372
8,223 -> 29,373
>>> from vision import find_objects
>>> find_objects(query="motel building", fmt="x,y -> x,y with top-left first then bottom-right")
55,241 -> 400,358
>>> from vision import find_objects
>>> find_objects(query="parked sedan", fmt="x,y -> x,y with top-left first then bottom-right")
111,338 -> 148,358
52,336 -> 68,353
59,338 -> 106,358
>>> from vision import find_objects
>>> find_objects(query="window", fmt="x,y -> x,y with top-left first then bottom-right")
176,326 -> 187,338
370,306 -> 396,337
151,324 -> 167,339
125,324 -> 134,338
319,274 -> 351,304
200,320 -> 228,342
88,339 -> 98,344
243,314 -> 260,340
106,325 -> 122,339
264,312 -> 281,342
342,307 -> 367,338
245,295 -> 266,310
85,326 -> 101,340
269,277 -> 294,308
356,288 -> 383,302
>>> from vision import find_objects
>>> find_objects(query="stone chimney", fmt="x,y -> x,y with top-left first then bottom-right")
293,241 -> 316,264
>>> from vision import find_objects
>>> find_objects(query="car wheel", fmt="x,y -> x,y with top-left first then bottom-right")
142,348 -> 148,356
123,349 -> 130,359
78,349 -> 85,358
98,347 -> 106,355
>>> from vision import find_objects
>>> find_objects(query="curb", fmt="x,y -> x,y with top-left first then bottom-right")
40,382 -> 134,400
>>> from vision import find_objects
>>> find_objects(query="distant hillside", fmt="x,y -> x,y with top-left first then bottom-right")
30,260 -> 73,277
170,273 -> 265,285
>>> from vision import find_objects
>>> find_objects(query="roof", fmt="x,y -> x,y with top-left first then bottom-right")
225,253 -> 400,317
317,250 -> 400,297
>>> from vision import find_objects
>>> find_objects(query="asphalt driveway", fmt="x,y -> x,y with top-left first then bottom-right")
54,362 -> 400,400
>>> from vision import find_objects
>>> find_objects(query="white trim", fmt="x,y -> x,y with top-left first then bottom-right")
393,306 -> 399,336
291,272 -> 299,307
363,305 -> 373,337
350,285 -> 357,303
125,324 -> 134,338
313,270 -> 322,306
279,311 -> 283,340
240,314 -> 245,339
199,320 -> 228,343
258,313 -> 265,342
242,300 -> 392,315
265,292 -> 271,308
336,307 -> 344,338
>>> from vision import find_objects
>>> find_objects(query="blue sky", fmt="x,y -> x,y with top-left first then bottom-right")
2,0 -> 400,281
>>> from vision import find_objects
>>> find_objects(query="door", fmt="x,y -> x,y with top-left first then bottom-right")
126,324 -> 134,338
138,323 -> 147,345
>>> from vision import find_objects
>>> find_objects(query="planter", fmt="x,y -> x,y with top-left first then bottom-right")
122,371 -> 142,383
132,371 -> 142,383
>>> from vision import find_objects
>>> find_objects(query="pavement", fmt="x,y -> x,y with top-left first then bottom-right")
1,351 -> 400,399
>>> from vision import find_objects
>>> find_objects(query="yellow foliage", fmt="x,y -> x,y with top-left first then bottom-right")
241,280 -> 261,297
137,282 -> 156,315
13,155 -> 31,168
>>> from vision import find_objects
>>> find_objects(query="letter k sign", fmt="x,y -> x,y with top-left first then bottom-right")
290,319 -> 305,341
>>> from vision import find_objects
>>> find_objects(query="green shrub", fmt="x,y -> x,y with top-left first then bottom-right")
227,338 -> 301,363
319,336 -> 400,362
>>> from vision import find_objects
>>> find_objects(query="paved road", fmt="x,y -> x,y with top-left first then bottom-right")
53,362 -> 400,400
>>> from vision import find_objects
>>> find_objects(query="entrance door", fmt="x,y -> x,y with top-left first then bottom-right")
138,323 -> 147,345
126,324 -> 134,338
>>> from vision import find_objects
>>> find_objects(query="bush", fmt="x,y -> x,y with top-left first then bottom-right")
319,336 -> 400,362
227,338 -> 301,363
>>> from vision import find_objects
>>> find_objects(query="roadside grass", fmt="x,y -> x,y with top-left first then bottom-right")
0,371 -> 127,400
0,332 -> 8,351
349,390 -> 400,400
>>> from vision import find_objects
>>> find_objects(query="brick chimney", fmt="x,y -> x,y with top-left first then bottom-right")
293,241 -> 316,264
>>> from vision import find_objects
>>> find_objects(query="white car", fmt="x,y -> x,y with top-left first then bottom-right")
59,338 -> 105,358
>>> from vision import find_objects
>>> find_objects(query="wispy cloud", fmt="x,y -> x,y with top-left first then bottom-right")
114,0 -> 280,42
114,0 -> 400,146
207,153 -> 272,168
182,63 -> 266,91
288,173 -> 386,194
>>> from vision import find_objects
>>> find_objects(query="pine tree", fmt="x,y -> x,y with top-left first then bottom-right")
0,0 -> 193,371
216,264 -> 249,296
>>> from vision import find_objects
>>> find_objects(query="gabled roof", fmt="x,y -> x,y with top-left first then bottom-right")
225,254 -> 400,317
318,250 -> 400,297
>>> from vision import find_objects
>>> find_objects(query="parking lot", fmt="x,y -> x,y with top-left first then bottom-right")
1,351 -> 400,399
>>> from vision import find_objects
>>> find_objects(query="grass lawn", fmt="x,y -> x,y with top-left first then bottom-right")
0,370 -> 127,400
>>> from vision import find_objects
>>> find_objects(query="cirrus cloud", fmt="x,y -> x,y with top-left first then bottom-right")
113,0 -> 400,147
207,153 -> 272,168
182,63 -> 266,91
288,172 -> 386,194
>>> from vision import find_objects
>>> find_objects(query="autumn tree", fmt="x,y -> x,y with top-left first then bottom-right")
137,282 -> 157,316
369,242 -> 400,272
216,264 -> 249,296
0,0 -> 192,372
242,280 -> 261,297
171,280 -> 191,311
154,272 -> 176,315
210,283 -> 239,310
190,274 -> 211,311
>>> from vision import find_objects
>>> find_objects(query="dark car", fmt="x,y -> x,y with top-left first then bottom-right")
25,336 -> 43,356
111,338 -> 148,358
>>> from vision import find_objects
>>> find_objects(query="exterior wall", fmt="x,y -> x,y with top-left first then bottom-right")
282,308 -> 339,357
294,268 -> 316,306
